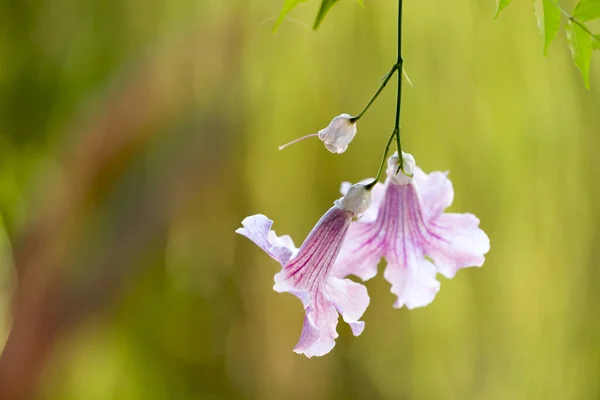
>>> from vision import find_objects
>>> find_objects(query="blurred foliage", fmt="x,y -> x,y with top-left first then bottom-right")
533,0 -> 561,56
274,0 -> 364,31
0,0 -> 599,399
499,0 -> 600,87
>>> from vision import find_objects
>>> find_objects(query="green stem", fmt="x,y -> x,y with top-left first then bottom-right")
365,0 -> 409,187
395,0 -> 404,171
351,65 -> 398,123
365,131 -> 395,190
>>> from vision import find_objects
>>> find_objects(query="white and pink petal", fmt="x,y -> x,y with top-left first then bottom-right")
425,212 -> 490,279
293,292 -> 340,357
326,277 -> 370,335
333,222 -> 384,281
384,255 -> 440,310
236,214 -> 298,265
246,202 -> 372,358
413,167 -> 454,218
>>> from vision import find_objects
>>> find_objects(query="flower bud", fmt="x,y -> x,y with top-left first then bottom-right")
387,152 -> 415,186
318,114 -> 357,154
335,183 -> 372,216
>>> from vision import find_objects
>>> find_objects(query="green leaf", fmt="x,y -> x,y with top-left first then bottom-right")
533,0 -> 562,55
494,0 -> 513,18
565,20 -> 594,88
594,35 -> 600,50
274,0 -> 363,31
314,0 -> 341,29
573,0 -> 600,21
315,0 -> 364,27
273,0 -> 308,32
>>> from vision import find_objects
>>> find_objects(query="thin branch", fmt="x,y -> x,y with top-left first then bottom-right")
351,65 -> 398,122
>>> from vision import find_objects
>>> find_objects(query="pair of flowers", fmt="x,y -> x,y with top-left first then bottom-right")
237,116 -> 490,357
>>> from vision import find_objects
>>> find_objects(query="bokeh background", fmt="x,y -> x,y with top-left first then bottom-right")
0,0 -> 599,398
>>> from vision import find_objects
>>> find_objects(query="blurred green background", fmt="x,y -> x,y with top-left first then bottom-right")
0,0 -> 599,398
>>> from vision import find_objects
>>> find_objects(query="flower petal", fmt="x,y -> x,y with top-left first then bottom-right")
236,214 -> 298,265
293,275 -> 370,357
293,291 -> 339,358
381,182 -> 441,309
414,167 -> 454,217
273,269 -> 311,307
333,222 -> 383,281
325,143 -> 347,154
270,206 -> 370,357
326,277 -> 370,336
383,256 -> 440,310
426,212 -> 490,279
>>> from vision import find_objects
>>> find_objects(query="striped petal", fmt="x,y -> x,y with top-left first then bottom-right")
275,207 -> 369,357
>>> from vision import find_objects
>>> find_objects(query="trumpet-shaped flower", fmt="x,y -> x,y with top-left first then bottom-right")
334,152 -> 490,309
278,114 -> 357,154
236,184 -> 371,357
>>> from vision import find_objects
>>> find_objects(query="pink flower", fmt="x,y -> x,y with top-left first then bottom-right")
334,152 -> 490,309
236,184 -> 372,357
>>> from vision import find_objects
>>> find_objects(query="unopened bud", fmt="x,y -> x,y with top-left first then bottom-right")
317,114 -> 357,154
335,183 -> 371,216
387,152 -> 415,185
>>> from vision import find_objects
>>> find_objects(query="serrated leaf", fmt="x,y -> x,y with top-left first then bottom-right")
273,0 -> 308,32
494,0 -> 513,18
534,0 -> 562,55
565,20 -> 593,88
314,0 -> 341,29
573,0 -> 600,21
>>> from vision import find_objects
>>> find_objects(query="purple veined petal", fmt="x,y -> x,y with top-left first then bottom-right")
399,167 -> 490,281
236,214 -> 298,265
237,184 -> 374,358
401,173 -> 489,280
424,212 -> 491,279
326,277 -> 369,336
333,153 -> 490,312
383,257 -> 440,310
293,291 -> 339,357
274,270 -> 311,307
272,207 -> 370,358
334,176 -> 395,283
333,221 -> 384,281
293,276 -> 370,357
413,167 -> 453,218
382,183 -> 441,309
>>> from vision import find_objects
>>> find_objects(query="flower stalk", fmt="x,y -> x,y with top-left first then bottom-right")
365,131 -> 395,190
394,0 -> 404,172
350,65 -> 398,123
364,0 -> 409,189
